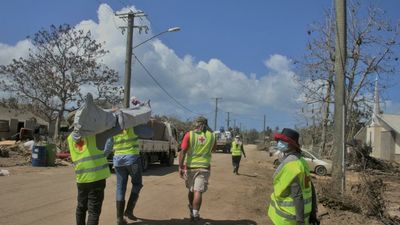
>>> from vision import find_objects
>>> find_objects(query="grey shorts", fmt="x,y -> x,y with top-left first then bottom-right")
185,168 -> 210,193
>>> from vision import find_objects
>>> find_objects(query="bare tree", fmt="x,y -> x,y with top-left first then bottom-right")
298,2 -> 400,155
0,24 -> 123,139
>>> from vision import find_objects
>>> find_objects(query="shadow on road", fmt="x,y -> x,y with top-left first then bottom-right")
142,164 -> 178,176
238,173 -> 258,178
130,218 -> 257,225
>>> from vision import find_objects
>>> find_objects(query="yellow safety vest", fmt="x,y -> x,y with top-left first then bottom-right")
186,130 -> 215,168
268,158 -> 312,225
113,128 -> 140,155
68,134 -> 111,184
231,141 -> 242,156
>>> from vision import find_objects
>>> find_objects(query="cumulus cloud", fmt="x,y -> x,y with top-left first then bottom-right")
0,3 -> 303,124
0,40 -> 33,65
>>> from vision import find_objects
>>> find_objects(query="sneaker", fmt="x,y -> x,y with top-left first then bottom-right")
191,215 -> 200,222
188,204 -> 193,220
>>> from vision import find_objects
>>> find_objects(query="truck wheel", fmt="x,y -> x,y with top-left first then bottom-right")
167,151 -> 175,166
142,154 -> 149,171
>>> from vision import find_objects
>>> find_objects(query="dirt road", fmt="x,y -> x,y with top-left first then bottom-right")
0,145 -> 274,225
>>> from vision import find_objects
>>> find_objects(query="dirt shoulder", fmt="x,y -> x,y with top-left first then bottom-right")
0,145 -> 273,225
1,145 -> 398,225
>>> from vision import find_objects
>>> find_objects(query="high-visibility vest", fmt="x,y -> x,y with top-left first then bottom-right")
186,130 -> 215,168
112,128 -> 140,156
68,134 -> 111,184
231,141 -> 242,156
268,158 -> 312,225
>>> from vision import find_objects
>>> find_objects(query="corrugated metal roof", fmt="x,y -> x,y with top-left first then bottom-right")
378,114 -> 400,134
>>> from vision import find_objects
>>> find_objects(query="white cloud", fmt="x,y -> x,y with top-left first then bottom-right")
0,3 -> 301,123
0,40 -> 33,65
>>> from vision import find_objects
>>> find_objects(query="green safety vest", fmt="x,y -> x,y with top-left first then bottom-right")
231,141 -> 242,156
113,128 -> 140,155
268,158 -> 312,225
68,134 -> 111,184
186,130 -> 215,168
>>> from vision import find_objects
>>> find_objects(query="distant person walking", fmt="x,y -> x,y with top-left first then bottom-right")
178,116 -> 216,221
267,128 -> 319,225
67,112 -> 111,225
231,135 -> 246,175
104,127 -> 143,225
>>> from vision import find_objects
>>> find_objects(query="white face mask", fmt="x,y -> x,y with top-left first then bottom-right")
276,140 -> 289,152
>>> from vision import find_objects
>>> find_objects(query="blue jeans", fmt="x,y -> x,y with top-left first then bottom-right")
114,160 -> 143,201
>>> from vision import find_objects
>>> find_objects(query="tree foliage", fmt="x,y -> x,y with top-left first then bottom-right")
0,24 -> 123,137
297,2 -> 400,154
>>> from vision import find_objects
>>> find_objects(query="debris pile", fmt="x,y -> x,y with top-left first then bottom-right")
347,141 -> 400,175
317,172 -> 400,225
0,140 -> 71,167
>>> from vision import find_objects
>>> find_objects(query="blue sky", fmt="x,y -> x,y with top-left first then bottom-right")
1,0 -> 400,132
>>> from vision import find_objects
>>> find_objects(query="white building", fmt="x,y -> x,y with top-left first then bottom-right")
354,78 -> 400,162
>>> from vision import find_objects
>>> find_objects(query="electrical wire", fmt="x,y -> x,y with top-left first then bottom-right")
133,54 -> 205,116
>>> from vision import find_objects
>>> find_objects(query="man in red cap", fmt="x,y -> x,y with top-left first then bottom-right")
267,128 -> 319,225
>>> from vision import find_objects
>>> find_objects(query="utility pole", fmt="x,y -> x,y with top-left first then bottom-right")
233,119 -> 236,129
117,11 -> 147,108
263,114 -> 266,135
226,112 -> 230,129
213,97 -> 221,131
332,0 -> 347,194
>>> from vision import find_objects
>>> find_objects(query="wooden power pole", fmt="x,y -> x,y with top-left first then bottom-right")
332,0 -> 347,193
117,11 -> 147,108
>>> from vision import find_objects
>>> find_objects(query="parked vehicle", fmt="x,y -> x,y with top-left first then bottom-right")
108,120 -> 180,171
271,149 -> 332,176
214,130 -> 232,153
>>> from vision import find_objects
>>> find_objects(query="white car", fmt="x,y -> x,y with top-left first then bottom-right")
271,149 -> 332,176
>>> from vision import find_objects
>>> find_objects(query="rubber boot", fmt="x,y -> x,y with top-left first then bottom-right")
124,193 -> 139,220
116,201 -> 127,225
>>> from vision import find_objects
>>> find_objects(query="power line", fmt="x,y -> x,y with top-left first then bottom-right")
133,54 -> 205,116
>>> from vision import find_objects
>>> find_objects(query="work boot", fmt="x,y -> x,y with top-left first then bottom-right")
124,193 -> 139,220
116,201 -> 127,225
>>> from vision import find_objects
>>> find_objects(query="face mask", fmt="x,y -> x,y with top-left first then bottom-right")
276,140 -> 289,152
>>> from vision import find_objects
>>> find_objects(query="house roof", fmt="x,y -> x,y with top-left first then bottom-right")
0,106 -> 48,125
377,113 -> 400,134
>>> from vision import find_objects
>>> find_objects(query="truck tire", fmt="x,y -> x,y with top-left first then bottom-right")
141,154 -> 149,171
167,151 -> 175,166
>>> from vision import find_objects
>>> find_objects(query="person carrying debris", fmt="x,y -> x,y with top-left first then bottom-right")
104,127 -> 143,225
178,116 -> 216,222
268,128 -> 319,225
231,135 -> 246,175
67,111 -> 111,225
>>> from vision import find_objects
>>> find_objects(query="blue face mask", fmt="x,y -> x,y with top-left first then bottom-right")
276,140 -> 289,152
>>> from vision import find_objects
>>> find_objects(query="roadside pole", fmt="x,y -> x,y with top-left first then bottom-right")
332,0 -> 347,194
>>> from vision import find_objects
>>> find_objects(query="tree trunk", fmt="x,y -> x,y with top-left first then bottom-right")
53,111 -> 63,140
320,78 -> 332,156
